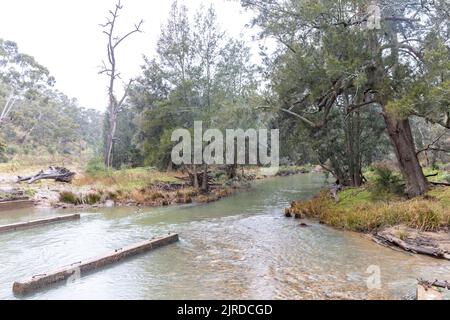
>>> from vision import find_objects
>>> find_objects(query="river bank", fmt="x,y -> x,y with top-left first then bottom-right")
0,165 -> 316,210
285,184 -> 450,262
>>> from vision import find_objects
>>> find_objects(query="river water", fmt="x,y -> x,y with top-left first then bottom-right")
1,174 -> 449,300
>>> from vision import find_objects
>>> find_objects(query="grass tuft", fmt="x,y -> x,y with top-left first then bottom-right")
286,186 -> 450,232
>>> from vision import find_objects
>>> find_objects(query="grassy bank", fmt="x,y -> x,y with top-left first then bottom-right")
286,163 -> 450,234
1,161 -> 315,208
286,186 -> 450,233
59,166 -> 241,207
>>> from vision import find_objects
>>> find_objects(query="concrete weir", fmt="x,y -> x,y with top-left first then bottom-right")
12,233 -> 179,295
0,199 -> 35,212
0,214 -> 80,234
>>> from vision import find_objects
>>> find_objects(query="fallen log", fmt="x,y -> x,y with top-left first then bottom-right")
430,181 -> 450,187
0,214 -> 80,234
13,233 -> 179,295
374,232 -> 450,260
18,167 -> 76,184
418,278 -> 450,290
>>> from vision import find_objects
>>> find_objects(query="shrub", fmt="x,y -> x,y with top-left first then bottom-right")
59,191 -> 82,205
443,173 -> 450,184
287,188 -> 449,232
6,146 -> 17,155
85,158 -> 108,176
431,162 -> 440,171
84,192 -> 101,205
370,165 -> 405,198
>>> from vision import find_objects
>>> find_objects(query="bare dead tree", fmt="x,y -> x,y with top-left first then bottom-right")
99,0 -> 143,167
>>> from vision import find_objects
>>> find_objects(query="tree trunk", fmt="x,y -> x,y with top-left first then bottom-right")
104,113 -> 117,168
226,163 -> 237,179
383,112 -> 428,197
201,164 -> 208,192
192,164 -> 199,189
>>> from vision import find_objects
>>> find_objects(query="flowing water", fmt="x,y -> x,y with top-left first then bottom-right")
1,174 -> 449,300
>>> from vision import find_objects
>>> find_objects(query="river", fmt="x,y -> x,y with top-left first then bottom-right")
1,174 -> 449,300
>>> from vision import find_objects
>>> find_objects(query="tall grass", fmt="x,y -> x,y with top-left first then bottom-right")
287,187 -> 450,232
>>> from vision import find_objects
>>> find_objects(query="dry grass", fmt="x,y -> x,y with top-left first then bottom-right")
73,167 -> 183,193
287,186 -> 450,232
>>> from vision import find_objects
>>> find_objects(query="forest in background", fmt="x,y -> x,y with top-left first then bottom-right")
0,39 -> 102,165
0,0 -> 449,199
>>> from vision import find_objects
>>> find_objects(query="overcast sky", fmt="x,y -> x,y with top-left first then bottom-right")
0,0 -> 256,111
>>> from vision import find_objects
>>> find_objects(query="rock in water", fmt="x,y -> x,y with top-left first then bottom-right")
104,200 -> 115,208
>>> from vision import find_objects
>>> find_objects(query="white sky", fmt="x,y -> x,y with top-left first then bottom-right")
0,0 -> 257,111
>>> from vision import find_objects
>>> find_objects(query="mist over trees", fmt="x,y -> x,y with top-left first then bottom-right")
1,0 -> 448,199
0,39 -> 102,162
114,1 -> 264,174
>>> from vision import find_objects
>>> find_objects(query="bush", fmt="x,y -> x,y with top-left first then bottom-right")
370,165 -> 405,198
6,146 -> 17,155
84,192 -> 101,205
444,174 -> 450,184
0,138 -> 7,163
287,188 -> 449,232
85,158 -> 108,175
59,191 -> 82,205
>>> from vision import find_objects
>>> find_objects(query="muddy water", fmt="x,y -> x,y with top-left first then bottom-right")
1,174 -> 449,300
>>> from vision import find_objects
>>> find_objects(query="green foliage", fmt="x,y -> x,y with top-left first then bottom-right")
0,138 -> 7,162
59,191 -> 101,205
443,174 -> 450,184
129,2 -> 260,170
85,158 -> 108,176
289,186 -> 450,232
84,192 -> 101,205
0,39 -> 103,162
242,0 -> 449,195
370,165 -> 405,198
59,191 -> 82,205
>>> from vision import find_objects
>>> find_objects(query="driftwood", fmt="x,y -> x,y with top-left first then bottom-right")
18,167 -> 76,184
419,279 -> 450,290
430,181 -> 450,187
373,232 -> 450,260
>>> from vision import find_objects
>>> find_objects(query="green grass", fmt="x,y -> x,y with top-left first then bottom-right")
59,191 -> 82,205
428,186 -> 450,207
337,189 -> 375,207
287,186 -> 450,233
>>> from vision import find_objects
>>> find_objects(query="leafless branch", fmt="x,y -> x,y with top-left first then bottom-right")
416,131 -> 450,155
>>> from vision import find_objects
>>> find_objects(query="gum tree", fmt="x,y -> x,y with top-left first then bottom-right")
242,0 -> 449,196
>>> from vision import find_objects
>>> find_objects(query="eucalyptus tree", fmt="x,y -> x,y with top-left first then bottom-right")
130,1 -> 260,187
241,0 -> 449,196
0,39 -> 54,125
131,1 -> 198,172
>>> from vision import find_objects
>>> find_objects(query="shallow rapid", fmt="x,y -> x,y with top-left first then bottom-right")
1,174 -> 449,300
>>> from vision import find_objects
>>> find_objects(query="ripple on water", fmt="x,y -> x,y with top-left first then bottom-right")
1,174 -> 450,299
